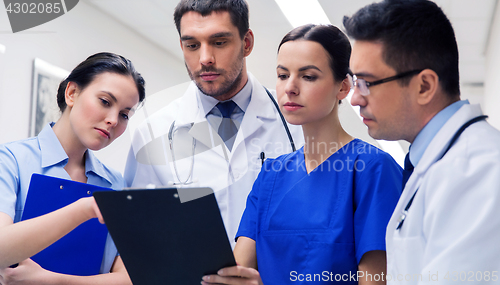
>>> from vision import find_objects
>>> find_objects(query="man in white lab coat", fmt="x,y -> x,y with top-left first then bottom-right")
344,0 -> 500,283
124,0 -> 303,247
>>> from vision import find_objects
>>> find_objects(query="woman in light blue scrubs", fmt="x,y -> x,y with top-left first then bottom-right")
203,25 -> 402,285
0,52 -> 145,284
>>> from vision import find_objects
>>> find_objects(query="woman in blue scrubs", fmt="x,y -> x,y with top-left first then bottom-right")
203,25 -> 402,284
0,52 -> 144,284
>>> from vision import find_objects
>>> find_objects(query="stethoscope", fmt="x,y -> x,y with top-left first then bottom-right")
396,115 -> 488,230
168,121 -> 196,185
167,87 -> 296,186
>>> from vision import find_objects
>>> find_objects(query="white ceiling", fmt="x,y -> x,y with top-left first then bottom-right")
85,0 -> 497,89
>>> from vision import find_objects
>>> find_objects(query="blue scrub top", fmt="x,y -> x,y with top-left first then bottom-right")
237,139 -> 402,284
0,123 -> 125,273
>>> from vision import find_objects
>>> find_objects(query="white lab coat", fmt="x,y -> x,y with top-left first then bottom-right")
386,104 -> 500,284
124,73 -> 304,247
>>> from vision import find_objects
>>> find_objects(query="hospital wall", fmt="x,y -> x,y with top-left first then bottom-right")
0,2 -> 189,142
484,1 -> 500,130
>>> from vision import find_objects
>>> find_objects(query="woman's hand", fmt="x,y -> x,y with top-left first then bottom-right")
0,197 -> 105,269
201,265 -> 263,285
0,259 -> 53,285
79,197 -> 104,224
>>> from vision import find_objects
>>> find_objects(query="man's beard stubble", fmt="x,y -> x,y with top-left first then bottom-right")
186,49 -> 245,99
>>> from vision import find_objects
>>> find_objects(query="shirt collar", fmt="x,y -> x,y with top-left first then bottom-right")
410,100 -> 469,167
198,76 -> 253,117
85,150 -> 113,184
39,123 -> 68,168
39,122 -> 112,184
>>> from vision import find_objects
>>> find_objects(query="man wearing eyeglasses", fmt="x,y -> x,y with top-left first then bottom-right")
344,0 -> 500,284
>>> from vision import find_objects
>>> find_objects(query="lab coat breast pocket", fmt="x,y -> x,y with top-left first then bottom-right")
389,235 -> 425,283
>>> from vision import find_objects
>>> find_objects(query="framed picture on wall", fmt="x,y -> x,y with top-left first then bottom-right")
30,58 -> 69,137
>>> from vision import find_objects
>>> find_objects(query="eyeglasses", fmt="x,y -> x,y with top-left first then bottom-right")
351,69 -> 423,96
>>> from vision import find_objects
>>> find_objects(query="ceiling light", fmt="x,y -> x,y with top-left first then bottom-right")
274,0 -> 330,28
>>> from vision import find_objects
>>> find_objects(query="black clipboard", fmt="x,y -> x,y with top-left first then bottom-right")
93,187 -> 236,285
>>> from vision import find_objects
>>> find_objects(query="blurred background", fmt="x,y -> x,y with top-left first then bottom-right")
0,0 -> 498,173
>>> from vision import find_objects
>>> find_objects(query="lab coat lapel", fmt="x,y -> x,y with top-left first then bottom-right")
413,104 -> 482,178
232,76 -> 276,154
178,76 -> 279,158
176,82 -> 204,126
387,103 -> 486,277
176,82 -> 228,158
399,104 -> 483,208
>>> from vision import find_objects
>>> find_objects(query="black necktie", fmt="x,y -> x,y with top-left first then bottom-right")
401,152 -> 414,190
216,100 -> 238,150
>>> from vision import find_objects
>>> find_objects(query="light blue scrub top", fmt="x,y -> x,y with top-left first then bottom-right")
0,123 -> 125,273
237,139 -> 402,284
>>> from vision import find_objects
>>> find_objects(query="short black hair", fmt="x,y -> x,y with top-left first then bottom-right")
343,0 -> 460,98
57,52 -> 145,112
174,0 -> 249,39
278,24 -> 351,83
